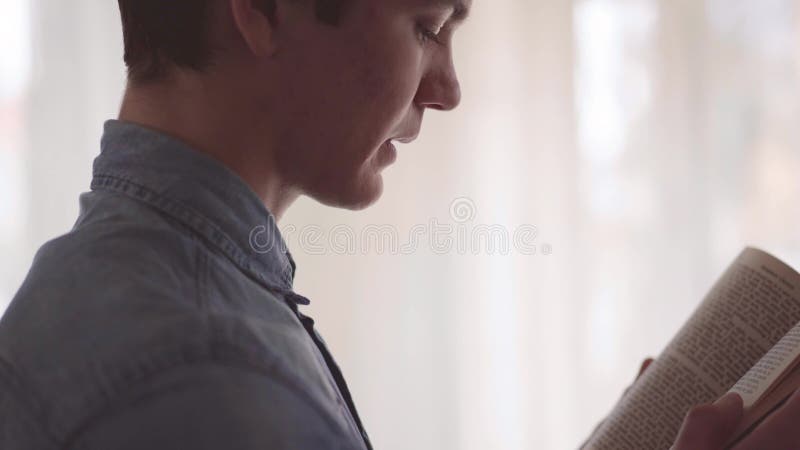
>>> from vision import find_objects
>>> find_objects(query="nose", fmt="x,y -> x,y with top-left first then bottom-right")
415,51 -> 462,111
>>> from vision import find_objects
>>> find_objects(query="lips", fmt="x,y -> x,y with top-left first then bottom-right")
394,136 -> 417,144
378,140 -> 398,166
392,128 -> 420,144
377,130 -> 418,166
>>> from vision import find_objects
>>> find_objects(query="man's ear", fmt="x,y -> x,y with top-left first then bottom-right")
229,0 -> 278,56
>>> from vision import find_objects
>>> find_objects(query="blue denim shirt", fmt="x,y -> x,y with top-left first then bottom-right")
0,120 -> 373,450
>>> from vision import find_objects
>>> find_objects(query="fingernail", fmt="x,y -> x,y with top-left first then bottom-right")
713,392 -> 742,408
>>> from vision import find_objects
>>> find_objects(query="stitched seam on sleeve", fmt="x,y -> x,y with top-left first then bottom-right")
61,358 -> 350,449
0,357 -> 61,447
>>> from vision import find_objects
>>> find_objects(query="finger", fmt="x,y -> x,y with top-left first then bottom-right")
733,388 -> 800,450
625,358 -> 655,396
637,358 -> 655,380
673,392 -> 743,450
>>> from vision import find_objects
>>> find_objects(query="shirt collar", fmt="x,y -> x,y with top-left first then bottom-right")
92,120 -> 306,303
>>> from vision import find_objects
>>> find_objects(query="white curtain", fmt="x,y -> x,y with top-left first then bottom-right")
2,0 -> 799,449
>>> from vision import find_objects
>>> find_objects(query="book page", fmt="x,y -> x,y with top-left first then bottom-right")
725,321 -> 800,445
584,248 -> 800,450
729,322 -> 800,408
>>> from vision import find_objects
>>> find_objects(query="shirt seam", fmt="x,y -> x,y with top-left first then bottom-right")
195,236 -> 210,313
60,345 -> 349,449
0,356 -> 61,447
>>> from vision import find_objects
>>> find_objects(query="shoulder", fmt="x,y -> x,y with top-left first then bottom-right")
0,190 -> 204,370
0,191 -> 345,447
28,190 -> 201,299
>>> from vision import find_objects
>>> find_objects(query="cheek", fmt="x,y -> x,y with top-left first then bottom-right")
354,35 -> 423,123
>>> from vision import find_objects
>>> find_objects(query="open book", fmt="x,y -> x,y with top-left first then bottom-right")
584,247 -> 800,449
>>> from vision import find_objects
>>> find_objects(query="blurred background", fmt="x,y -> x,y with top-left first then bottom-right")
2,0 -> 800,448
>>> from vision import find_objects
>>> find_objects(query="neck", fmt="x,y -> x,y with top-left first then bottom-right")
118,73 -> 298,220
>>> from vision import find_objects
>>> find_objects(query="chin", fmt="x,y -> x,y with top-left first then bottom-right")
309,173 -> 385,211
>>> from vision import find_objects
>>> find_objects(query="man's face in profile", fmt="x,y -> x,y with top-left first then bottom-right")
255,0 -> 468,210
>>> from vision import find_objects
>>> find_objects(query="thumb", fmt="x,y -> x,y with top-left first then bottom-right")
672,393 -> 743,450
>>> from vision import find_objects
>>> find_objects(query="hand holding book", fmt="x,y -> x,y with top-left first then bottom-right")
672,392 -> 743,449
672,387 -> 800,449
584,248 -> 800,449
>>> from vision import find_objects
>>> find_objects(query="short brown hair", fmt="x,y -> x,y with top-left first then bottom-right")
118,0 -> 347,84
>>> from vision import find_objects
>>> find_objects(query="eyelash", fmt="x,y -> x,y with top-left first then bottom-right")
417,24 -> 444,46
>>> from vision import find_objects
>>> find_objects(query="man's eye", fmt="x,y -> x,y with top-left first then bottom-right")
416,24 -> 443,45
